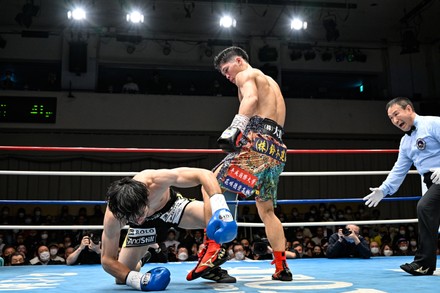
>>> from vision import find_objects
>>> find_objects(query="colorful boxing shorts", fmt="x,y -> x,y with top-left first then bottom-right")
216,116 -> 287,207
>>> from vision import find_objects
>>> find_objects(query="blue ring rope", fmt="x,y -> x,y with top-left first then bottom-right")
0,196 -> 421,205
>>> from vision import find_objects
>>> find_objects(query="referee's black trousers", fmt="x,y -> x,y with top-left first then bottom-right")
413,175 -> 440,270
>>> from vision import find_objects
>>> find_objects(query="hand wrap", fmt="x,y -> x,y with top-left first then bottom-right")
206,193 -> 238,244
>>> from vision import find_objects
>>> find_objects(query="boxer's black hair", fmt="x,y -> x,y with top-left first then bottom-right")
106,177 -> 149,222
214,46 -> 249,71
386,97 -> 414,112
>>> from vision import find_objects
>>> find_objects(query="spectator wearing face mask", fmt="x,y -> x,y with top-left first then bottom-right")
231,243 -> 252,261
175,246 -> 192,262
408,237 -> 418,255
381,244 -> 393,257
395,238 -> 411,256
370,241 -> 381,257
48,243 -> 65,263
30,245 -> 64,265
326,224 -> 371,259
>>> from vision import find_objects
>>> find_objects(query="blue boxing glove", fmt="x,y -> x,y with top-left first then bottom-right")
126,267 -> 171,291
206,193 -> 238,244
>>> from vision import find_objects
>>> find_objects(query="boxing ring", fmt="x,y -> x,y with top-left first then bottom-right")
0,146 -> 438,292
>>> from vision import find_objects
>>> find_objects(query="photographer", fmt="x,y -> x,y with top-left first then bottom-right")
251,239 -> 273,260
326,224 -> 371,259
66,232 -> 101,265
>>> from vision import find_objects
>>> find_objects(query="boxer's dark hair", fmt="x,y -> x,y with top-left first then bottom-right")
214,46 -> 249,71
106,177 -> 149,222
386,97 -> 414,112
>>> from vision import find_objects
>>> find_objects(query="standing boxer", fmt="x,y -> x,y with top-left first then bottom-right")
211,46 -> 292,281
363,97 -> 440,276
101,167 -> 237,291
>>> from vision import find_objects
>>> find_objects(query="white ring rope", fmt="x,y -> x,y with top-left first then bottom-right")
0,170 -> 420,176
2,218 -> 419,231
0,169 -> 422,231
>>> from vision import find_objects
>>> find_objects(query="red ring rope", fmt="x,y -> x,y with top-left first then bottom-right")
0,146 -> 399,154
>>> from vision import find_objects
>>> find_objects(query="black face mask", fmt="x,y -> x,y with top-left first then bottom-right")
11,262 -> 25,266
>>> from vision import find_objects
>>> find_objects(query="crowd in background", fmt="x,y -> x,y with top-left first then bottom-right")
1,203 -> 440,266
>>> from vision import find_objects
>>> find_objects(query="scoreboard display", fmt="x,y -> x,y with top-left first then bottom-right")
0,96 -> 57,123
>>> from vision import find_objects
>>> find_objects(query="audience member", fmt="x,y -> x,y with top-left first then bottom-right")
48,243 -> 65,263
231,243 -> 252,260
32,207 -> 45,225
382,243 -> 393,257
310,245 -> 326,258
2,245 -> 16,265
30,245 -> 64,265
326,224 -> 371,259
394,238 -> 411,256
122,75 -> 139,94
66,233 -> 101,265
162,228 -> 180,252
10,252 -> 27,266
369,241 -> 381,257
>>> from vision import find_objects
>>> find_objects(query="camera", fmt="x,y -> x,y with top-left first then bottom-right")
89,233 -> 101,245
342,228 -> 351,236
253,238 -> 269,255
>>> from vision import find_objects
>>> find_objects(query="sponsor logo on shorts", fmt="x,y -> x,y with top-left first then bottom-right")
252,138 -> 287,162
223,165 -> 257,196
125,227 -> 157,247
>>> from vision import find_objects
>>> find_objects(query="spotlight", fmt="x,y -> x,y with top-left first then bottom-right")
400,29 -> 419,55
290,49 -> 302,61
163,42 -> 171,56
323,18 -> 339,42
220,15 -> 236,28
67,8 -> 86,21
304,50 -> 316,61
321,50 -> 332,61
126,11 -> 144,24
290,18 -> 307,30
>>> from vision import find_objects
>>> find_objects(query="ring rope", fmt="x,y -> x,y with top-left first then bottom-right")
0,146 -> 420,232
0,170 -> 419,176
0,197 -> 421,206
0,145 -> 399,154
1,218 -> 418,231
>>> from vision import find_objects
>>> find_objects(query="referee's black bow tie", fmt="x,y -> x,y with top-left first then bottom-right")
405,125 -> 416,136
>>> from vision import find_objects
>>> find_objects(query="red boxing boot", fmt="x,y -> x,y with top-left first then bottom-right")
186,239 -> 228,281
271,251 -> 292,281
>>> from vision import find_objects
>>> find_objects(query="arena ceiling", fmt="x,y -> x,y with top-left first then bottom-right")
0,0 -> 439,46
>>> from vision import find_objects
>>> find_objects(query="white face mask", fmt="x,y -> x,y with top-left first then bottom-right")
41,233 -> 48,240
410,241 -> 417,247
399,245 -> 408,251
383,249 -> 393,256
177,252 -> 188,261
39,251 -> 50,261
371,247 -> 380,254
235,251 -> 245,260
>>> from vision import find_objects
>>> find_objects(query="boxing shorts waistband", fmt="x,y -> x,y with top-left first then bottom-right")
259,118 -> 284,142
